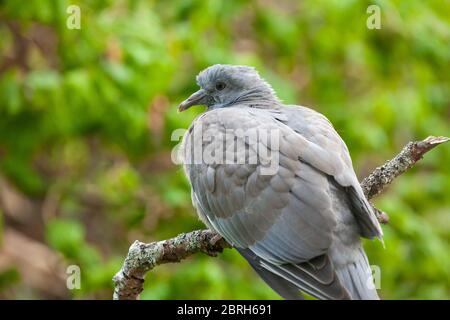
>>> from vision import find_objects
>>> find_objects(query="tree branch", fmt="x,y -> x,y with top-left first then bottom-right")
113,136 -> 449,300
361,136 -> 449,198
112,230 -> 230,300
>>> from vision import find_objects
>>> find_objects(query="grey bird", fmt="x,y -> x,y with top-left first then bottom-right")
178,64 -> 383,300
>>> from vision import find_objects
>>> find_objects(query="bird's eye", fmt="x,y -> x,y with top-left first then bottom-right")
215,81 -> 226,91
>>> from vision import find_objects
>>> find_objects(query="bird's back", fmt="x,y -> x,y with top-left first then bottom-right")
182,104 -> 380,299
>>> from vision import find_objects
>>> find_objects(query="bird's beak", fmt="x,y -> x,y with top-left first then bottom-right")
178,89 -> 208,112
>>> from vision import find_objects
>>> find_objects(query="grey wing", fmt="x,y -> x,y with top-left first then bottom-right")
183,107 -> 351,299
238,248 -> 350,300
236,247 -> 304,300
279,105 -> 382,239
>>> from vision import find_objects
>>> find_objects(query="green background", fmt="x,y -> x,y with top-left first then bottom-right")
0,0 -> 449,299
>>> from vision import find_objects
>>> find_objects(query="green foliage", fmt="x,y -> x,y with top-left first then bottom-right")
0,0 -> 448,299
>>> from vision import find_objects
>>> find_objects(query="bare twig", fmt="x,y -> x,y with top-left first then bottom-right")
360,136 -> 449,198
113,230 -> 230,300
113,136 -> 449,300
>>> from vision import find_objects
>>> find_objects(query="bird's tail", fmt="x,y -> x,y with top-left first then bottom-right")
334,247 -> 379,300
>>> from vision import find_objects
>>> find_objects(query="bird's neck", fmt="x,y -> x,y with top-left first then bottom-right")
227,87 -> 281,109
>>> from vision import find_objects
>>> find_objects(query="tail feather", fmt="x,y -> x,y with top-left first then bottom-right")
239,245 -> 379,300
237,248 -> 303,300
237,248 -> 350,300
335,248 -> 379,300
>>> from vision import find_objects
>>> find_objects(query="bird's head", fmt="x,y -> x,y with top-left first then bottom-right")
178,64 -> 280,112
